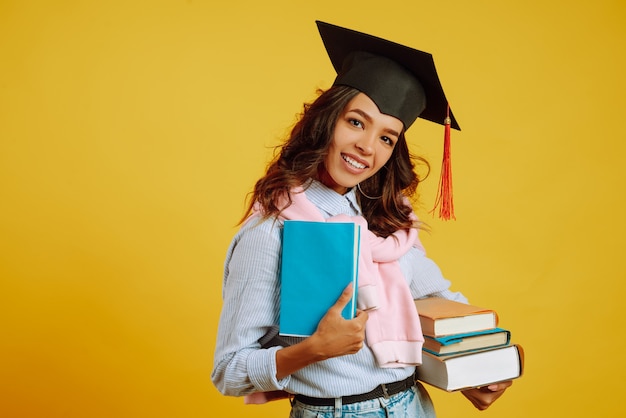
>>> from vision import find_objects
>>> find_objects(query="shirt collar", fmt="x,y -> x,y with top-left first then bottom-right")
304,179 -> 361,218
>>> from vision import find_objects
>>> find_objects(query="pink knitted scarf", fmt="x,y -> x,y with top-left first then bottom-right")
278,186 -> 424,366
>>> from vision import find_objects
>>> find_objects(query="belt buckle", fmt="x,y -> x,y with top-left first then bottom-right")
381,383 -> 390,399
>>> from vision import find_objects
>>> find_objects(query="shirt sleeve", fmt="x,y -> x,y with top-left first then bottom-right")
211,217 -> 291,396
399,246 -> 468,303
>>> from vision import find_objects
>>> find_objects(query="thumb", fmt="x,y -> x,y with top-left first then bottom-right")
331,284 -> 355,312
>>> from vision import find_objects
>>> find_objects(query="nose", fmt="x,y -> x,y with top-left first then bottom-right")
355,133 -> 376,155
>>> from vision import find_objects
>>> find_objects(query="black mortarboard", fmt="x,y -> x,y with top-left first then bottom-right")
316,20 -> 460,131
316,21 -> 460,220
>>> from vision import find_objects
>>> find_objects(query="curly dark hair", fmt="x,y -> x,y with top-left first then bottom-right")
242,85 -> 430,237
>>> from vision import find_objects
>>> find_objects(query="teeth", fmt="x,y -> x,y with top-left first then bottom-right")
343,155 -> 366,169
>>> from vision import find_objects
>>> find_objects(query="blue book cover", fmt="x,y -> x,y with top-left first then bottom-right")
423,328 -> 511,356
279,220 -> 360,337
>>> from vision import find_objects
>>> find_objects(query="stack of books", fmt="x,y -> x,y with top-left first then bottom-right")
414,297 -> 524,392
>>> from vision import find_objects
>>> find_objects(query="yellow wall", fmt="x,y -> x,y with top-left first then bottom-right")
1,1 -> 625,416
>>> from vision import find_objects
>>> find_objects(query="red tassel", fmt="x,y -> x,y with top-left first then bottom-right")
430,104 -> 455,220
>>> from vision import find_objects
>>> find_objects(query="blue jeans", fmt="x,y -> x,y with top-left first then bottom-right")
289,383 -> 436,418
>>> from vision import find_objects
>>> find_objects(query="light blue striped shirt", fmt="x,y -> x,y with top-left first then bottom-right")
212,180 -> 467,398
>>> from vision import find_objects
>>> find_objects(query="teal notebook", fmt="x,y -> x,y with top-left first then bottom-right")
279,220 -> 360,337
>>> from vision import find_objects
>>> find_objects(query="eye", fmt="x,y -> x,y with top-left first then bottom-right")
349,118 -> 364,129
380,136 -> 395,146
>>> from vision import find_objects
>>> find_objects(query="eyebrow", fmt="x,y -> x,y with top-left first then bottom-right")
348,108 -> 401,138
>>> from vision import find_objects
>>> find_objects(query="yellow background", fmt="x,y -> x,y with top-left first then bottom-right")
1,1 -> 625,417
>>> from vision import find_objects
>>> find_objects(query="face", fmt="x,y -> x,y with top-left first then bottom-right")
321,92 -> 404,194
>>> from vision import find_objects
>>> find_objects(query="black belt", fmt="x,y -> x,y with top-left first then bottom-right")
293,374 -> 416,407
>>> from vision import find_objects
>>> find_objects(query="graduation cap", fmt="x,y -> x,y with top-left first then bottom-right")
316,20 -> 459,220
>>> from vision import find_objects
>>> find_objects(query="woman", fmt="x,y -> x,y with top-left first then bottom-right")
212,21 -> 511,417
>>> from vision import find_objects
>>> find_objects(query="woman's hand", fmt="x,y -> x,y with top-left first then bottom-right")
275,285 -> 368,380
461,380 -> 513,410
309,284 -> 368,359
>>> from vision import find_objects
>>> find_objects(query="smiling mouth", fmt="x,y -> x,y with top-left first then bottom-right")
342,154 -> 367,169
